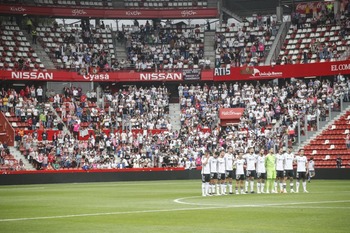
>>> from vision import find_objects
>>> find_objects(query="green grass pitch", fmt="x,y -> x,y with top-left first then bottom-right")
0,179 -> 349,233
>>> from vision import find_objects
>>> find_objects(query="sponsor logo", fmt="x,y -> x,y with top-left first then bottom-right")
10,6 -> 26,12
214,67 -> 230,76
11,72 -> 53,79
221,110 -> 243,116
181,10 -> 197,17
83,73 -> 110,81
125,11 -> 142,16
331,63 -> 350,72
140,73 -> 182,81
72,9 -> 87,16
240,67 -> 283,78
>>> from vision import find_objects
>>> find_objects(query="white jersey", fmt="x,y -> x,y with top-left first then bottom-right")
275,153 -> 285,171
296,155 -> 308,172
224,153 -> 234,171
235,159 -> 245,175
283,152 -> 294,170
256,155 -> 266,173
217,157 -> 226,174
308,160 -> 315,171
201,156 -> 210,174
243,153 -> 257,171
209,157 -> 218,173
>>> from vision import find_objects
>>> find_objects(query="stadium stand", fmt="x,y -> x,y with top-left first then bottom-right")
0,20 -> 44,71
35,20 -> 115,71
278,3 -> 350,64
1,0 -> 350,173
304,110 -> 350,168
214,15 -> 278,67
1,75 -> 346,171
120,20 -> 206,70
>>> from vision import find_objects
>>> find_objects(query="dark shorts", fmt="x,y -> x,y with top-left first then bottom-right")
276,170 -> 285,178
256,172 -> 266,179
202,174 -> 210,183
285,170 -> 294,178
218,173 -> 226,180
296,172 -> 307,179
226,170 -> 234,179
236,174 -> 245,181
246,170 -> 256,178
210,173 -> 218,180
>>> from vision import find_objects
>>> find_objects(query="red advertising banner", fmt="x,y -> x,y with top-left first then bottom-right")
219,108 -> 245,126
219,108 -> 245,120
214,60 -> 350,81
0,70 -> 183,82
295,1 -> 332,14
1,60 -> 350,82
0,5 -> 218,19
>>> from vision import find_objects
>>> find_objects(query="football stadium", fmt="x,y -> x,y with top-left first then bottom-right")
0,0 -> 350,232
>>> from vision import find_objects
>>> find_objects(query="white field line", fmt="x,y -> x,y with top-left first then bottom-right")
1,199 -> 349,222
266,206 -> 350,209
0,187 -> 45,191
0,206 -> 225,222
173,196 -> 350,207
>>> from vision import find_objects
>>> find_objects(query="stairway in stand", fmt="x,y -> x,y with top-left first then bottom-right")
168,103 -> 181,132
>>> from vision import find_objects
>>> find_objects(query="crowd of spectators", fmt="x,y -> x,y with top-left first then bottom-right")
214,15 -> 278,68
0,86 -> 64,131
278,1 -> 350,65
1,74 -> 349,171
39,19 -> 113,73
178,77 -> 348,155
115,19 -> 209,71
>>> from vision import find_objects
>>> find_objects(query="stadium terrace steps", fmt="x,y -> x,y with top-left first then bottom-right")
299,103 -> 350,168
22,30 -> 56,69
169,103 -> 181,132
265,21 -> 291,65
204,30 -> 216,68
48,102 -> 72,138
8,147 -> 35,170
114,41 -> 128,62
296,102 -> 350,152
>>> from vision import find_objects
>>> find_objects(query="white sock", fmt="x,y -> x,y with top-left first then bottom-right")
223,183 -> 227,193
229,184 -> 233,193
205,183 -> 210,195
296,181 -> 300,191
221,184 -> 225,194
290,182 -> 294,190
250,180 -> 254,192
274,181 -> 277,191
303,181 -> 307,191
216,184 -> 220,194
279,183 -> 283,192
202,183 -> 206,195
261,183 -> 265,192
245,180 -> 248,192
211,184 -> 215,193
257,183 -> 261,192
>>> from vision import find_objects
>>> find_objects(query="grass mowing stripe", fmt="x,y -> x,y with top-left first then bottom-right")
1,199 -> 349,222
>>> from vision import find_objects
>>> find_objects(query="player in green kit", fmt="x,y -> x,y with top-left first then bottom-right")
265,148 -> 276,194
